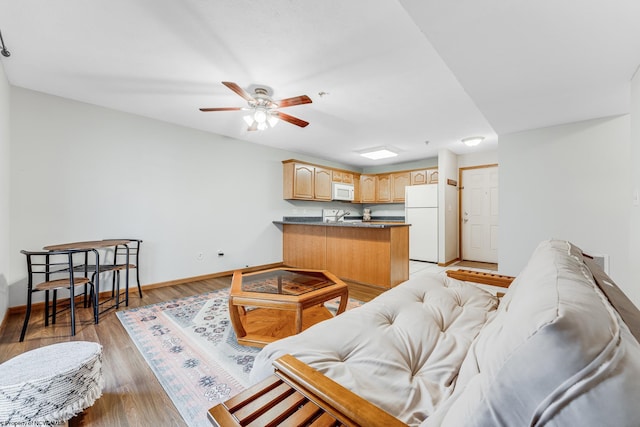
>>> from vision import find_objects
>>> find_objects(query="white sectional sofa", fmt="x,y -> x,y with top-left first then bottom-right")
251,240 -> 640,426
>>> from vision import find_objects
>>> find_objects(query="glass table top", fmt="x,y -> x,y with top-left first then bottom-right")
241,269 -> 334,296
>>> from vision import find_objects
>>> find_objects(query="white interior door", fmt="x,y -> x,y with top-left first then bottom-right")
461,166 -> 499,263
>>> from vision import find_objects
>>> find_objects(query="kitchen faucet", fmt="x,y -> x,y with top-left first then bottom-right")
335,210 -> 350,221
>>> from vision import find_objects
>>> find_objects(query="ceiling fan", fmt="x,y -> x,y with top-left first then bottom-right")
200,81 -> 312,131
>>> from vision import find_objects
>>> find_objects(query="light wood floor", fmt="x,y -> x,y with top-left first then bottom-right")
0,276 -> 384,426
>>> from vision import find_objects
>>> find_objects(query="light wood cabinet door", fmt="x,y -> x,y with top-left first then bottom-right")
284,162 -> 332,201
314,167 -> 332,200
410,170 -> 428,185
376,174 -> 391,202
293,164 -> 315,199
392,172 -> 410,202
360,175 -> 377,203
332,170 -> 354,184
353,174 -> 361,203
427,169 -> 439,184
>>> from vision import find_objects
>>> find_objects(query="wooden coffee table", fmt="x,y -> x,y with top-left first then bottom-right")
228,268 -> 348,348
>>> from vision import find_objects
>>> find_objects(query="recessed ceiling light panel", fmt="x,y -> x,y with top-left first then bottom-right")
359,147 -> 398,160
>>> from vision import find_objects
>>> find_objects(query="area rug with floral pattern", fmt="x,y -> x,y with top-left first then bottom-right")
116,287 -> 362,427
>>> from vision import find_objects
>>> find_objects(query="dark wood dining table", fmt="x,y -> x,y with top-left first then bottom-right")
43,239 -> 131,323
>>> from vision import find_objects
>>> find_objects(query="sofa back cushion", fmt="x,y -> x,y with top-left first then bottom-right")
426,239 -> 640,426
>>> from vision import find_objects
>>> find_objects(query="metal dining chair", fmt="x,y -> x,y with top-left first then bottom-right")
19,249 -> 97,342
106,238 -> 143,306
70,239 -> 143,308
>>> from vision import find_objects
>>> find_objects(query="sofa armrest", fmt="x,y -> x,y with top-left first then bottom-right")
446,269 -> 515,288
208,355 -> 407,427
273,354 -> 407,427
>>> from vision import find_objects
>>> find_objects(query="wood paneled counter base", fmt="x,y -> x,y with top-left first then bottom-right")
280,223 -> 410,288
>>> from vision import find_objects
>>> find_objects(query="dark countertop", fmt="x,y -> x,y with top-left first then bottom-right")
273,220 -> 409,229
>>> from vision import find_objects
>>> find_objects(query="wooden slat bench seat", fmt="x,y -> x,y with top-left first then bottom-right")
208,355 -> 406,427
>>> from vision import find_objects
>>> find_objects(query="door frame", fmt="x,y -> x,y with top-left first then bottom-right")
458,163 -> 499,262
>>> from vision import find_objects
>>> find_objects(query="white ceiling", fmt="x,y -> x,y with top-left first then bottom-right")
1,1 -> 639,168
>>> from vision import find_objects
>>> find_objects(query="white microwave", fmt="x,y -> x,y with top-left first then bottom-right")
332,182 -> 355,201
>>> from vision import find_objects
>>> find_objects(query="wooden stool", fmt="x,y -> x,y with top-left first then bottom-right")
0,341 -> 104,424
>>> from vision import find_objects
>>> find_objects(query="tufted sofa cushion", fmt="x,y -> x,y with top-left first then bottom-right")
251,273 -> 498,426
425,240 -> 640,426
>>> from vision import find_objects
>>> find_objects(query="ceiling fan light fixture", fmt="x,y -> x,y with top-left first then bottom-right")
462,136 -> 484,147
201,82 -> 311,130
359,147 -> 398,160
254,108 -> 267,124
267,114 -> 279,128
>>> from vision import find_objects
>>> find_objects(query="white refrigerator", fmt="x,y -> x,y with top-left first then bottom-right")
405,184 -> 438,263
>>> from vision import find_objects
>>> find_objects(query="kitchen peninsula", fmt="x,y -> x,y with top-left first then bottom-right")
274,220 -> 409,288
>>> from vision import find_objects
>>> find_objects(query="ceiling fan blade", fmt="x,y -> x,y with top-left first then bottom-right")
274,111 -> 310,128
222,81 -> 255,102
199,107 -> 244,112
274,95 -> 312,108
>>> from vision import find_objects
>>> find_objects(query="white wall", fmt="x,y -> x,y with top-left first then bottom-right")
0,62 -> 10,323
437,148 -> 459,263
458,149 -> 498,168
7,87 -> 348,308
499,115 -> 634,302
629,69 -> 640,306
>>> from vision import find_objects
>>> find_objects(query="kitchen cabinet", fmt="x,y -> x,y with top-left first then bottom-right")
410,168 -> 438,185
353,175 -> 361,203
332,171 -> 354,184
283,159 -> 436,204
411,170 -> 428,185
314,167 -> 332,200
376,174 -> 391,202
283,162 -> 332,201
391,172 -> 410,202
360,175 -> 377,203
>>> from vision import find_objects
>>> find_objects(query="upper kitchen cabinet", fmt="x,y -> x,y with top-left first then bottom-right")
391,171 -> 410,202
314,167 -> 332,200
410,168 -> 438,185
332,170 -> 354,184
360,175 -> 377,203
376,174 -> 392,202
283,159 -> 436,203
410,170 -> 428,185
283,161 -> 332,201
